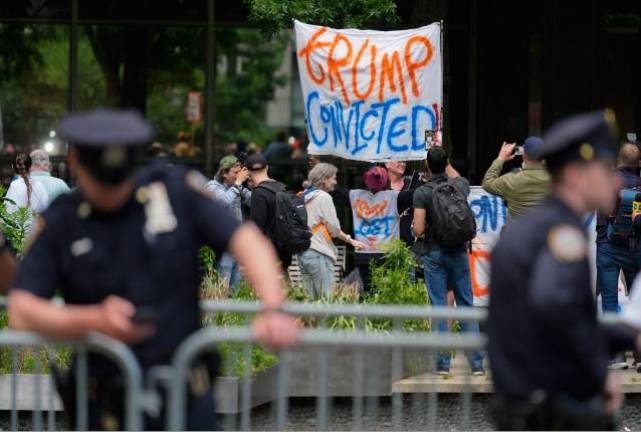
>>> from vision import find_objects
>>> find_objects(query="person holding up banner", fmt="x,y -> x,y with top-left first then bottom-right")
348,166 -> 415,293
385,160 -> 417,247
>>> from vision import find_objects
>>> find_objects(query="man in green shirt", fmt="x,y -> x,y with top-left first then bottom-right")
481,137 -> 551,220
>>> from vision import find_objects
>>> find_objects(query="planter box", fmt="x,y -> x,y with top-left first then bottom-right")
214,366 -> 277,414
0,374 -> 63,411
214,347 -> 434,413
287,347 -> 434,398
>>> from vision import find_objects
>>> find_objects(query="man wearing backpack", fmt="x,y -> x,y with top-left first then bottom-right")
596,142 -> 641,370
248,153 -> 311,272
413,146 -> 485,376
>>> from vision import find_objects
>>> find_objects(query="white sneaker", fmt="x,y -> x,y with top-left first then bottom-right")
608,354 -> 629,370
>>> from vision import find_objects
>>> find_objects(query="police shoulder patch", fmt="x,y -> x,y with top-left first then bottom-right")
547,224 -> 587,263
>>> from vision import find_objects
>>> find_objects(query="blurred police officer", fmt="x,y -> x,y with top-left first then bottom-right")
7,109 -> 298,430
488,110 -> 640,430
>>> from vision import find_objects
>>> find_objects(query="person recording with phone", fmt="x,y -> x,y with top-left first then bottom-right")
204,155 -> 252,290
481,137 -> 551,220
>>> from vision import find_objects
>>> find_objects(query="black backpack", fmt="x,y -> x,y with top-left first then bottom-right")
257,182 -> 312,255
427,179 -> 477,248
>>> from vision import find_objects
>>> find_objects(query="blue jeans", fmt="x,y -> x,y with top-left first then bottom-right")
597,242 -> 641,313
297,249 -> 335,298
421,246 -> 484,371
217,253 -> 241,291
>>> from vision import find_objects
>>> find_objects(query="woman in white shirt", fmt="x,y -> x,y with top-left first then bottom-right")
5,153 -> 49,214
298,163 -> 366,298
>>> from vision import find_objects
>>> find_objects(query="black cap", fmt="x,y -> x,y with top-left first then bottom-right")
533,110 -> 618,170
245,153 -> 268,171
58,109 -> 154,185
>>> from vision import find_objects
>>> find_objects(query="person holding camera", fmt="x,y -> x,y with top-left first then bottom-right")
205,155 -> 252,290
481,137 -> 550,220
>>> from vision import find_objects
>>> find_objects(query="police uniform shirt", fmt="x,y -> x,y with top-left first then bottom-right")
488,196 -> 634,401
13,164 -> 240,369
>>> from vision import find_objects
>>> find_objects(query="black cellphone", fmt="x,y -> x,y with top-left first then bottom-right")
132,306 -> 156,324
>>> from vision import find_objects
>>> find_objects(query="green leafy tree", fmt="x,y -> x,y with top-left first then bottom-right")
214,29 -> 288,144
0,24 -> 288,150
245,0 -> 401,37
0,24 -> 67,148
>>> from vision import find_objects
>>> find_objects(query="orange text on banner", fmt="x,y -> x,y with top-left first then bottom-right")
298,27 -> 435,106
469,249 -> 490,298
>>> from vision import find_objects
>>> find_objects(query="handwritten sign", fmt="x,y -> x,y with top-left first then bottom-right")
468,187 -> 508,306
349,189 -> 400,253
467,187 -> 612,307
295,21 -> 442,162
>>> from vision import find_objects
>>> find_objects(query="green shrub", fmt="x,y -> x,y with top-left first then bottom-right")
208,279 -> 279,376
365,240 -> 430,332
0,185 -> 34,256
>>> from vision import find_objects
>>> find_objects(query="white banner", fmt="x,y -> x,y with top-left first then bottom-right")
294,20 -> 442,162
467,187 -> 508,306
467,187 -> 608,306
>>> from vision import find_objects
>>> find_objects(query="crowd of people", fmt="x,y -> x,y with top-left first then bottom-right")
4,107 -> 641,429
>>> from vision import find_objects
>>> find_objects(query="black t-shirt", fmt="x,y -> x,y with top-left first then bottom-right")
249,179 -> 286,237
250,179 -> 292,266
13,164 -> 240,369
396,176 -> 415,245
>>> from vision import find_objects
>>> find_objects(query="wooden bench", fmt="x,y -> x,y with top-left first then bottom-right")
288,246 -> 347,286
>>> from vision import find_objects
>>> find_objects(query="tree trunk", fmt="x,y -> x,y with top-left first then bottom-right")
121,26 -> 149,113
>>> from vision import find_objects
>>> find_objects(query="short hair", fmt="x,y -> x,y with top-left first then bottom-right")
30,149 -> 50,170
426,146 -> 448,174
618,143 -> 640,169
275,130 -> 287,142
307,162 -> 338,188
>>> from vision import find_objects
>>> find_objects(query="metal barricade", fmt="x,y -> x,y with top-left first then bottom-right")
0,331 -> 145,430
0,299 -> 488,430
166,301 -> 488,431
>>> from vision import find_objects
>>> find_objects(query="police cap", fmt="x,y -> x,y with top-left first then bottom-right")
58,109 -> 154,185
532,110 -> 618,171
